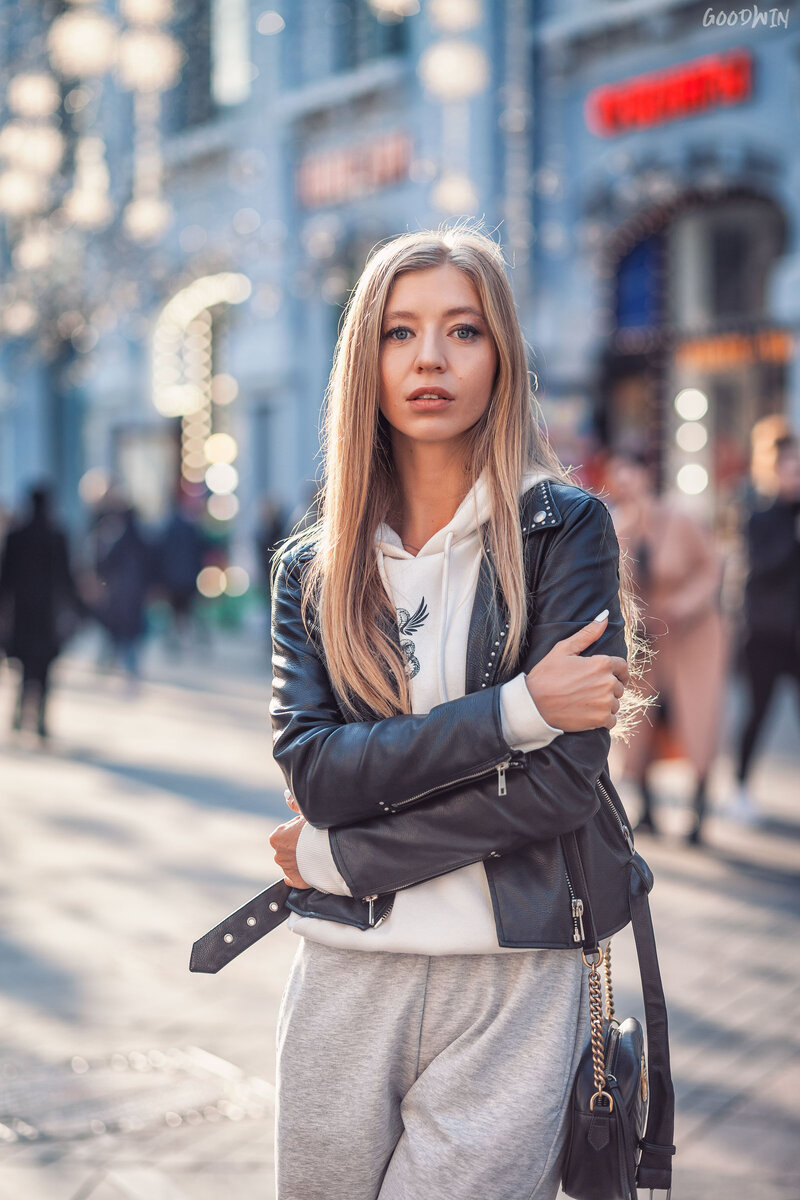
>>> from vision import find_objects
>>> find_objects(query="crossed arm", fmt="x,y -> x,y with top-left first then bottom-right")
269,494 -> 627,898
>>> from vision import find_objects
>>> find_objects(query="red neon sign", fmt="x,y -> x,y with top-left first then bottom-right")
586,50 -> 752,137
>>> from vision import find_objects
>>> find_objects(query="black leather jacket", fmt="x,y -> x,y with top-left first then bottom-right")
269,478 -> 644,949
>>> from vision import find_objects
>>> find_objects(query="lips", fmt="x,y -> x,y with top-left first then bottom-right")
406,387 -> 454,401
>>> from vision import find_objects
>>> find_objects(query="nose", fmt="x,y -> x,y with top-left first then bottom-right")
414,327 -> 447,372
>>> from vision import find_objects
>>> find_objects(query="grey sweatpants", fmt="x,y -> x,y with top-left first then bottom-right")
275,937 -> 589,1200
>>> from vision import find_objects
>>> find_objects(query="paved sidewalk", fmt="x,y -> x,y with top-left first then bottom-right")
0,636 -> 798,1199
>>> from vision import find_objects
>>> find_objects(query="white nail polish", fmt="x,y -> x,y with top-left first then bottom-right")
594,609 -> 609,623
284,788 -> 292,800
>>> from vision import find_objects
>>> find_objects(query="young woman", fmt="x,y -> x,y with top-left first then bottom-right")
268,226 -> 636,1200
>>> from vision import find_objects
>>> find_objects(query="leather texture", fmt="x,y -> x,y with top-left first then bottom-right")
189,879 -> 292,973
270,479 -> 638,948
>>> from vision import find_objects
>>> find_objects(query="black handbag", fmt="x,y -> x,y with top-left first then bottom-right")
561,833 -> 675,1200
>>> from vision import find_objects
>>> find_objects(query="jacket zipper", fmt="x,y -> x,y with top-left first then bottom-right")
596,777 -> 634,853
361,755 -> 525,927
564,868 -> 585,944
393,753 -> 524,811
361,849 -> 491,926
393,753 -> 525,811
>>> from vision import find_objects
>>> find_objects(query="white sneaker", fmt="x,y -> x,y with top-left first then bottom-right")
728,785 -> 759,826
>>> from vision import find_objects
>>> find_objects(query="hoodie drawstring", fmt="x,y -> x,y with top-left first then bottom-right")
437,530 -> 454,704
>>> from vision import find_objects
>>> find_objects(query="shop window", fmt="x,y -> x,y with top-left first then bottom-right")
331,0 -> 408,75
615,236 -> 662,329
169,0 -> 215,130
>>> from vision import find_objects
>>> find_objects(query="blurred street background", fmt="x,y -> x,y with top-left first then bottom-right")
1,0 -> 800,1197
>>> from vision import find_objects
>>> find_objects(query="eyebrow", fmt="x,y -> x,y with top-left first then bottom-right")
382,306 -> 486,323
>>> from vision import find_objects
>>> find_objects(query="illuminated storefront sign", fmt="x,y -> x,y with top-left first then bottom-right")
675,329 -> 793,370
586,50 -> 752,136
297,131 -> 412,208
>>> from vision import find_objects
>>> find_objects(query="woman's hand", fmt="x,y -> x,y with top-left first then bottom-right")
269,790 -> 311,888
525,612 -> 628,732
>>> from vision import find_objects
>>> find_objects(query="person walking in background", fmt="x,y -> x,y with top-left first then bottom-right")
254,494 -> 287,606
0,485 -> 83,739
732,434 -> 800,823
155,500 -> 205,654
607,447 -> 728,844
747,414 -> 794,511
95,506 -> 154,685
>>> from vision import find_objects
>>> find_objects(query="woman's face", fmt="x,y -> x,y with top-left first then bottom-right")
378,264 -> 498,453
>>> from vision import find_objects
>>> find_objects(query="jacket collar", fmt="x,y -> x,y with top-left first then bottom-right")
463,478 -> 562,694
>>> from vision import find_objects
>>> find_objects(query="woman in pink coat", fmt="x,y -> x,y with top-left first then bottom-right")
607,448 -> 728,844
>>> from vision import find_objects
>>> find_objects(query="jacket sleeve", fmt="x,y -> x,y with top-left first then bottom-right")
293,674 -> 563,897
269,549 -> 515,829
326,494 -> 628,899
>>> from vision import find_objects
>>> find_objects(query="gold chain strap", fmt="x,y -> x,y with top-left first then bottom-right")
582,946 -> 614,1113
603,940 -> 615,1023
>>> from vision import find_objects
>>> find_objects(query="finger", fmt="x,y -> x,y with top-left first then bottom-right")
613,680 -> 625,699
608,657 -> 630,685
559,611 -> 609,655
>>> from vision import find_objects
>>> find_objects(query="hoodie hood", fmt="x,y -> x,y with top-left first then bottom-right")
375,468 -> 548,707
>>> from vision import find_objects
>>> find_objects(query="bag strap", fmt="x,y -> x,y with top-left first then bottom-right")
562,831 -> 676,1194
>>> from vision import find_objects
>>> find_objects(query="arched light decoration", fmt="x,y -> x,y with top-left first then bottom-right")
429,0 -> 482,31
674,388 -> 708,421
117,28 -> 183,92
8,73 -> 61,118
0,123 -> 64,177
676,421 -> 708,453
367,0 -> 420,18
120,0 -> 174,21
124,194 -> 172,242
12,222 -> 56,271
0,169 -> 48,217
62,137 -> 113,230
418,39 -> 489,102
47,1 -> 118,79
118,0 -> 183,245
224,565 -> 249,596
676,464 -> 709,495
432,170 -> 478,214
418,34 -> 488,218
153,273 -> 251,507
2,299 -> 38,336
204,432 -> 238,464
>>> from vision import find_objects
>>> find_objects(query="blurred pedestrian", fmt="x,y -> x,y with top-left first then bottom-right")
254,494 -> 287,603
155,501 -> 205,653
607,448 -> 728,844
747,413 -> 793,511
732,434 -> 800,822
95,507 -> 154,683
0,485 -> 83,738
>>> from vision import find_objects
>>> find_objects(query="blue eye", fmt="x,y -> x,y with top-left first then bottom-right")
454,325 -> 480,340
384,326 -> 412,341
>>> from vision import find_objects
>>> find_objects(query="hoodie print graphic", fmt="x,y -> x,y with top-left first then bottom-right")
397,597 -> 429,679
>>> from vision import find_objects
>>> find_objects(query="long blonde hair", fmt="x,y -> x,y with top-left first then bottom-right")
273,223 -> 641,727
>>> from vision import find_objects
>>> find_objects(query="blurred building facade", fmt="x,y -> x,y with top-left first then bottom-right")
0,0 -> 799,566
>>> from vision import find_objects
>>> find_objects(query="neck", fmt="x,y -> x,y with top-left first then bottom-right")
389,440 -> 472,548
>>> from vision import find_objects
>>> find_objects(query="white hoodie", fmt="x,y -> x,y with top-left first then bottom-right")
289,468 -> 563,955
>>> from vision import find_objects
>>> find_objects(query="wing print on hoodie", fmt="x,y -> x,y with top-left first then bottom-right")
396,597 -> 429,679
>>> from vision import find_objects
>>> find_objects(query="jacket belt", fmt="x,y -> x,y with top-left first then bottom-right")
189,879 -> 291,974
